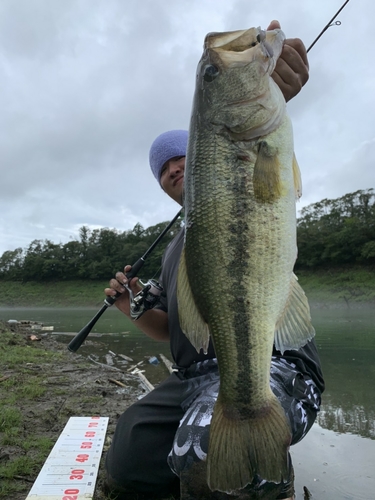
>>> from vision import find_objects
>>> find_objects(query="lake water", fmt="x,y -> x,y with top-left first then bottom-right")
1,305 -> 374,499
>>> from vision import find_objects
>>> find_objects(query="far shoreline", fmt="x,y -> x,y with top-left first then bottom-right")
1,301 -> 374,310
0,265 -> 374,309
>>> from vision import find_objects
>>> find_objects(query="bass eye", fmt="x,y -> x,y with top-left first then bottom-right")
203,64 -> 219,82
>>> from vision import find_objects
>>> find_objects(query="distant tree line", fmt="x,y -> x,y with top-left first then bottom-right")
0,189 -> 374,282
0,219 -> 183,282
295,189 -> 375,268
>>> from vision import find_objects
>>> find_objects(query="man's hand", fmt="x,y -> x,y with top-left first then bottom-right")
105,265 -> 142,318
105,265 -> 170,342
267,20 -> 309,102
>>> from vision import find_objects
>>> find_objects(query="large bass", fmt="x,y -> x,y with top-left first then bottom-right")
177,27 -> 315,493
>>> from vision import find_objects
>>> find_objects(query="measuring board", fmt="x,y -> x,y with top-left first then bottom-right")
25,416 -> 108,500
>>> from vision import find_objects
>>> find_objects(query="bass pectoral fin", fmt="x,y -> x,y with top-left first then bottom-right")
177,248 -> 210,354
253,140 -> 283,204
274,273 -> 315,353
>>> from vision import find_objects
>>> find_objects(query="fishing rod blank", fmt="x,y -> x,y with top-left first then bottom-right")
307,0 -> 350,53
67,209 -> 182,352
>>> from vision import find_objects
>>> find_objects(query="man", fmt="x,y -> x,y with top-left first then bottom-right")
104,22 -> 324,500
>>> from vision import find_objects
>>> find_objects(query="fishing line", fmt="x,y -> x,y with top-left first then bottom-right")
307,0 -> 351,53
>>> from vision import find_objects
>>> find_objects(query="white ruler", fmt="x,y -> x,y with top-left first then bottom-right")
25,416 -> 109,500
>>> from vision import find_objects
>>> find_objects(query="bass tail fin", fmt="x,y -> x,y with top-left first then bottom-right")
207,394 -> 291,494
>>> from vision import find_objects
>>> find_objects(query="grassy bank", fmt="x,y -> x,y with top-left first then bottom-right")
0,280 -> 108,307
0,321 -> 150,500
297,266 -> 375,307
0,266 -> 374,308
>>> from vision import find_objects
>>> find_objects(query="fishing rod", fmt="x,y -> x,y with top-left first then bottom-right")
67,209 -> 182,352
68,2 -> 350,353
307,0 -> 351,53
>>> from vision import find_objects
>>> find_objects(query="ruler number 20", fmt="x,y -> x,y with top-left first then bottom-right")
62,488 -> 79,500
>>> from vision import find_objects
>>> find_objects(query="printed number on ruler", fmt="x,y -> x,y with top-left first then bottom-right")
62,490 -> 79,500
25,416 -> 109,500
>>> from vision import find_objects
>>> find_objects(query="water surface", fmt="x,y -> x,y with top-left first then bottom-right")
1,306 -> 374,499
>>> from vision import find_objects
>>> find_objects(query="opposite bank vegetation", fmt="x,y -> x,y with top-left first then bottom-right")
0,189 -> 374,308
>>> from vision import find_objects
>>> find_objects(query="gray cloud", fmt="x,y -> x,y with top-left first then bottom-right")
0,0 -> 373,256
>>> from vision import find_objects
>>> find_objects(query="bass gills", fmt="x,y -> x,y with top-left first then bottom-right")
177,27 -> 315,493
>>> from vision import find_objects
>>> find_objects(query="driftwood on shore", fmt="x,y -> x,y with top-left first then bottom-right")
132,369 -> 154,392
100,351 -> 155,393
159,353 -> 175,374
87,355 -> 123,372
7,319 -> 54,332
127,360 -> 144,372
108,378 -> 127,388
105,354 -> 114,366
118,353 -> 134,362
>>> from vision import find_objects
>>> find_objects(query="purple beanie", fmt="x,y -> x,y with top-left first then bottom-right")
149,130 -> 188,185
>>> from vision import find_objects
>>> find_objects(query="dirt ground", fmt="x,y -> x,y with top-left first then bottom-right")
0,323 -> 315,500
0,322 -> 157,500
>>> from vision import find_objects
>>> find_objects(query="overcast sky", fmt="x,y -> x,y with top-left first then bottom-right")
0,0 -> 373,256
